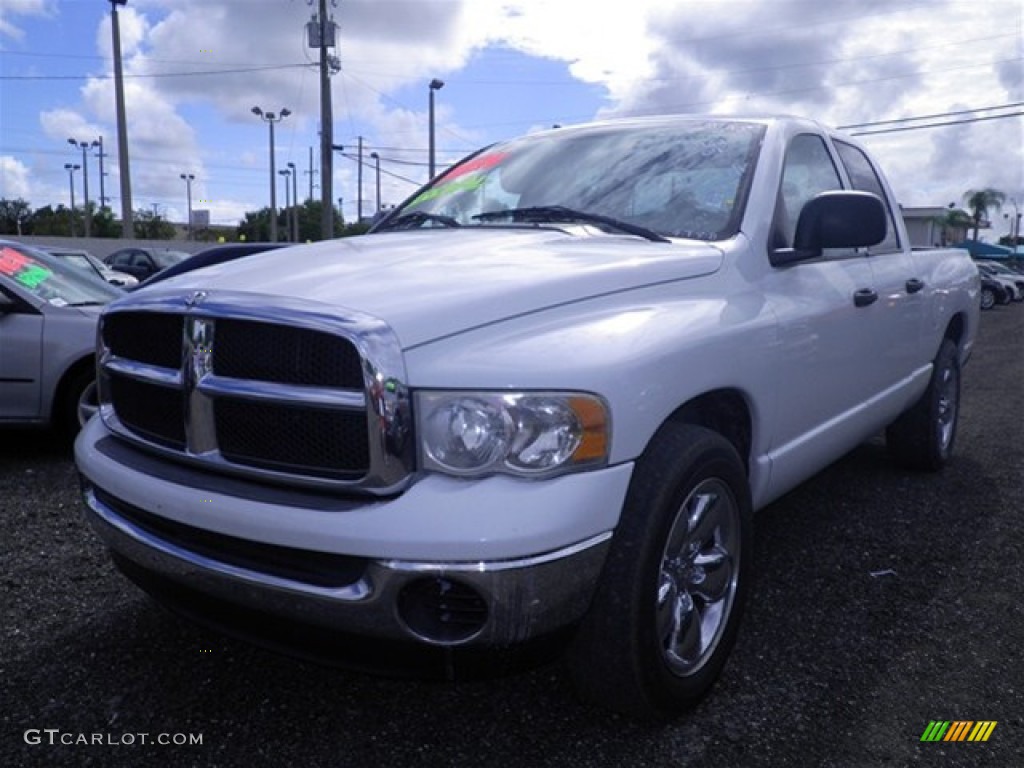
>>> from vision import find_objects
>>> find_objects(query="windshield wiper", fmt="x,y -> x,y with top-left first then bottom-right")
472,205 -> 670,243
376,211 -> 461,231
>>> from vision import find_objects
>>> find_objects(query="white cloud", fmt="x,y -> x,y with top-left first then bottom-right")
0,156 -> 33,199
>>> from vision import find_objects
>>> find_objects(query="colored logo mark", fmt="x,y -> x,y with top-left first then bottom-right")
920,721 -> 997,742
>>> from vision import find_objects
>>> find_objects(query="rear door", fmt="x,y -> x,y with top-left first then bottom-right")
834,139 -> 927,382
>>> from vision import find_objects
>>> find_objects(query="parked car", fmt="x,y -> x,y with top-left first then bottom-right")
0,240 -> 121,431
976,260 -> 1024,296
978,272 -> 1010,309
42,246 -> 138,288
974,262 -> 1022,301
136,242 -> 288,289
103,246 -> 192,282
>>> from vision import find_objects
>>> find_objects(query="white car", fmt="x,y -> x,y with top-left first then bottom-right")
0,241 -> 120,430
43,246 -> 139,288
975,261 -> 1024,300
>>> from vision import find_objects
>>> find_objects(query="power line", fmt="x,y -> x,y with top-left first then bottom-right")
849,111 -> 1024,136
0,63 -> 311,81
839,102 -> 1024,130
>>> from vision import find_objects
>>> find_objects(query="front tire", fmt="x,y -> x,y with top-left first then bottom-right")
980,287 -> 995,310
886,338 -> 960,471
566,424 -> 752,719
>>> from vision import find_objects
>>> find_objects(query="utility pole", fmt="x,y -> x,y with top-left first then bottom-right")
309,0 -> 337,239
68,138 -> 98,237
109,0 -> 133,238
288,161 -> 299,241
357,136 -> 363,222
305,146 -> 317,203
180,173 -> 195,240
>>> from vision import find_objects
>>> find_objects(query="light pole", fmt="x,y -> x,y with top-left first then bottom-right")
68,138 -> 98,237
109,0 -> 133,238
428,78 -> 444,179
370,151 -> 381,213
64,163 -> 80,236
95,136 -> 108,209
287,161 -> 298,241
180,173 -> 195,240
252,105 -> 291,241
278,168 -> 292,242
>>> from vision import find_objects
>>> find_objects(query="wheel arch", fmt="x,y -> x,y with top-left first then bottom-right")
660,389 -> 753,477
51,354 -> 96,427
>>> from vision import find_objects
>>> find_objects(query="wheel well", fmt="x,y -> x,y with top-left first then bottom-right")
665,390 -> 752,475
944,313 -> 965,346
52,356 -> 95,424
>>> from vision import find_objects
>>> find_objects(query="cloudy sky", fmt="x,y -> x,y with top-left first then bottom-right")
1,0 -> 1021,237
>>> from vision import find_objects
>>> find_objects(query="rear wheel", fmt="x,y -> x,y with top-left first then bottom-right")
566,424 -> 752,719
886,338 -> 960,471
980,287 -> 995,310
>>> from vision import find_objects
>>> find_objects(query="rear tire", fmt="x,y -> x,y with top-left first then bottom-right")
886,338 -> 960,471
980,288 -> 995,310
566,424 -> 752,719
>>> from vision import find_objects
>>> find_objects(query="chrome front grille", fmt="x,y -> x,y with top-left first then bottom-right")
97,292 -> 413,494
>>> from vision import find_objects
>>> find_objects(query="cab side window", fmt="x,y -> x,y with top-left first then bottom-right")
834,141 -> 901,253
773,134 -> 844,249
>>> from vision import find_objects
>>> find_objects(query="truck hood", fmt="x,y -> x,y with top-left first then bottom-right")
143,228 -> 723,348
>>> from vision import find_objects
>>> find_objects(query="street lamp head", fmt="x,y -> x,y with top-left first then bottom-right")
280,108 -> 291,118
279,169 -> 290,177
251,106 -> 263,117
429,78 -> 444,91
370,151 -> 379,160
287,161 -> 296,170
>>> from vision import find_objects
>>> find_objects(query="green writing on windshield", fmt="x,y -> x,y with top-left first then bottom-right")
409,175 -> 485,208
16,264 -> 52,289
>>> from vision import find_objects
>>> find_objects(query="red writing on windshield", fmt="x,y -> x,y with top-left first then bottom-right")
443,151 -> 508,182
0,247 -> 31,276
0,246 -> 52,289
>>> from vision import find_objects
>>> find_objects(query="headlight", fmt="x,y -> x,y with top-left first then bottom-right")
417,391 -> 609,478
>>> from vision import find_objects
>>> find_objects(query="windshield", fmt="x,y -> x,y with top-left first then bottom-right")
49,250 -> 104,275
381,119 -> 765,241
0,243 -> 121,306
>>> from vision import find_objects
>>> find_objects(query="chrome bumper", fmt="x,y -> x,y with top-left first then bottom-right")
81,481 -> 612,648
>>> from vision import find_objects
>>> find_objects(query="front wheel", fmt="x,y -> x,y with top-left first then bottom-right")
566,424 -> 752,719
886,338 -> 960,471
980,287 -> 996,310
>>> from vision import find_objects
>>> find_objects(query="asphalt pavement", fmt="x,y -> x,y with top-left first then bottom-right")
2,304 -> 1022,768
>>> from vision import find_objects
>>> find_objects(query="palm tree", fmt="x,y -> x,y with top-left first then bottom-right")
963,188 -> 1006,241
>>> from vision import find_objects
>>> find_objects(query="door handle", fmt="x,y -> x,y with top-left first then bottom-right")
905,278 -> 925,294
853,288 -> 878,307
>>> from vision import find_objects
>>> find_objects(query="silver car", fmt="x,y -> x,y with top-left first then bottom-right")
0,240 -> 121,430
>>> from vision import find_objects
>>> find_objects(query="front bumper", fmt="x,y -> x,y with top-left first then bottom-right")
76,417 -> 633,648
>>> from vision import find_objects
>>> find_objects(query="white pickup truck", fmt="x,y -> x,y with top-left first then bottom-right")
75,115 -> 979,718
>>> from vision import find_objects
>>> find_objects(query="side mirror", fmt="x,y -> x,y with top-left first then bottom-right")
771,190 -> 887,267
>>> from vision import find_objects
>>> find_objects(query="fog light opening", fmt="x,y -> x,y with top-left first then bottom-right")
397,577 -> 488,645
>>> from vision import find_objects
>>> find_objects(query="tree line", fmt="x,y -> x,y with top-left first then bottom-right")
0,199 -> 369,242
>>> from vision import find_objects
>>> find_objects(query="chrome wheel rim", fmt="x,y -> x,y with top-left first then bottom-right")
936,362 -> 958,452
656,478 -> 740,676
